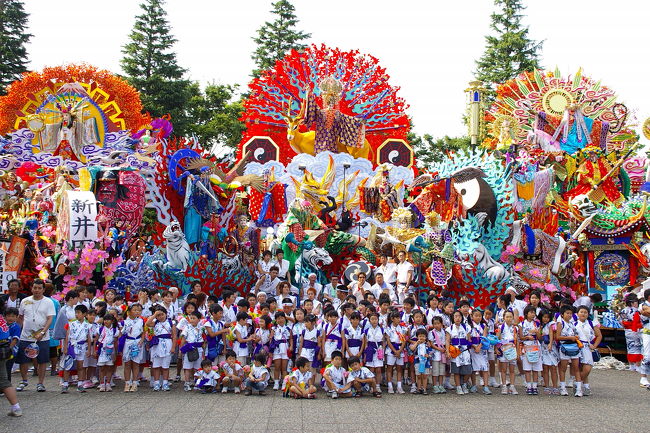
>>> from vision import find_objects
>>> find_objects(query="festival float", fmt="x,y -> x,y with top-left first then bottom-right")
0,50 -> 647,352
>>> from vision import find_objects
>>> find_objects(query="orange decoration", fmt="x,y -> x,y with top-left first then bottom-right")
0,64 -> 147,135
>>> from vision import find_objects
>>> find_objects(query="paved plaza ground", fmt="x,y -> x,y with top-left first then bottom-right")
1,368 -> 647,433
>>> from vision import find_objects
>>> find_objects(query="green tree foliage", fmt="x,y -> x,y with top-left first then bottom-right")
474,0 -> 542,101
411,132 -> 472,170
186,83 -> 245,157
251,0 -> 310,77
121,0 -> 194,135
0,0 -> 31,94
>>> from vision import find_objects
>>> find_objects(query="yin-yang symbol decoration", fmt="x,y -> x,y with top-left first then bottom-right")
242,136 -> 279,164
451,167 -> 497,226
377,139 -> 413,167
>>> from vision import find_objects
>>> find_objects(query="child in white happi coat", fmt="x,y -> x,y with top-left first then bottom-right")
322,351 -> 352,398
61,305 -> 92,393
556,305 -> 582,397
539,309 -> 559,395
496,310 -> 519,395
180,311 -> 205,391
483,308 -> 498,387
362,313 -> 384,394
409,328 -> 431,395
220,350 -> 244,393
519,306 -> 542,395
321,311 -> 344,364
233,312 -> 254,366
121,304 -> 146,392
347,356 -> 381,398
344,312 -> 364,359
146,307 -> 177,392
298,314 -> 321,380
574,306 -> 602,396
288,356 -> 317,398
244,353 -> 270,395
194,359 -> 219,393
385,311 -> 407,394
428,316 -> 447,394
270,311 -> 292,390
469,310 -> 491,395
446,311 -> 472,395
204,304 -> 227,365
82,309 -> 100,388
97,314 -> 120,392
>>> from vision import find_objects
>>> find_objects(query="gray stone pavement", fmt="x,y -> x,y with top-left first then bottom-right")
0,369 -> 647,433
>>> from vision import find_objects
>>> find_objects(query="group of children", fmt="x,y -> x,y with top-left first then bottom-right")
9,282 -> 615,399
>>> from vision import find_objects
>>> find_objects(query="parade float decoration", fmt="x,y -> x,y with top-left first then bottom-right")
483,68 -> 646,301
239,44 -> 412,167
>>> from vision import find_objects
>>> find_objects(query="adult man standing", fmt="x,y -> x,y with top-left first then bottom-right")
15,279 -> 55,392
375,254 -> 397,285
1,279 -> 26,310
395,250 -> 414,303
273,250 -> 290,281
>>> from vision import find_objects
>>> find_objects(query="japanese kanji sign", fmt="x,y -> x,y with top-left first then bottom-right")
66,191 -> 98,247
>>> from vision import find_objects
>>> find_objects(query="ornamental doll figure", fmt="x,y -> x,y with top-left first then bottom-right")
565,145 -> 624,206
303,76 -> 367,156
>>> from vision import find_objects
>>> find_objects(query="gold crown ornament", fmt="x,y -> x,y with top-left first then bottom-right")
319,76 -> 344,98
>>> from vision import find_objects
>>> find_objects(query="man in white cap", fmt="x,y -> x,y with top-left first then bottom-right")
302,273 -> 322,295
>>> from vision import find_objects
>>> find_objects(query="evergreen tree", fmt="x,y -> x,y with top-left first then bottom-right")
410,131 -> 471,169
474,0 -> 542,100
186,83 -> 245,157
251,0 -> 310,77
121,0 -> 195,135
0,0 -> 31,94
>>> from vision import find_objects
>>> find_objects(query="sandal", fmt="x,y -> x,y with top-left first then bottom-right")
372,391 -> 382,398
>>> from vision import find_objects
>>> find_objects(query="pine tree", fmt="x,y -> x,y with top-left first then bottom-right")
474,0 -> 542,100
0,0 -> 31,94
251,0 -> 310,77
121,0 -> 195,135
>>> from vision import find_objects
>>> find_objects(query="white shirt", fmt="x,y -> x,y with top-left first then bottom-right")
273,258 -> 291,280
396,261 -> 414,285
370,282 -> 393,299
19,296 -> 56,341
349,281 -> 372,303
376,263 -> 397,283
258,276 -> 281,296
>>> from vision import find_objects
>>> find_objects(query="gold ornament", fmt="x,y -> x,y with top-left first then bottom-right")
542,88 -> 574,116
643,117 -> 650,140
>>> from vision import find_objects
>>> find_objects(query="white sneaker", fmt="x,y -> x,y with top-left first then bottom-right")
640,377 -> 649,387
575,388 -> 583,397
456,386 -> 464,395
501,385 -> 508,395
583,387 -> 591,396
410,383 -> 418,394
221,387 -> 229,393
509,384 -> 518,395
567,377 -> 575,388
234,388 -> 240,394
273,381 -> 280,390
560,386 -> 568,396
387,383 -> 394,394
396,384 -> 405,394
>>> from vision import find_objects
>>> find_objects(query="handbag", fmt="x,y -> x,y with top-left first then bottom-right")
0,340 -> 12,361
591,349 -> 601,363
502,343 -> 517,361
524,344 -> 540,363
560,342 -> 580,357
187,347 -> 200,362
